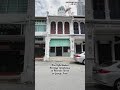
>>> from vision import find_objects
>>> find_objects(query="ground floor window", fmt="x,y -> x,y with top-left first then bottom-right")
0,24 -> 24,35
35,44 -> 45,58
97,41 -> 112,64
95,36 -> 120,64
115,43 -> 120,60
50,46 -> 70,57
63,47 -> 70,52
50,47 -> 55,53
0,41 -> 25,74
74,40 -> 85,54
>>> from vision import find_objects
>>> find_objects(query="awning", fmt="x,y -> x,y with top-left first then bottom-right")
50,39 -> 70,47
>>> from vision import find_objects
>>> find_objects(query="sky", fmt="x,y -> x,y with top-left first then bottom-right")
35,0 -> 85,16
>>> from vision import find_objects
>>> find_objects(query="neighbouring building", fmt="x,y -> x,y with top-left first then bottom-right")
77,0 -> 85,16
0,0 -> 34,83
86,0 -> 120,82
35,17 -> 46,59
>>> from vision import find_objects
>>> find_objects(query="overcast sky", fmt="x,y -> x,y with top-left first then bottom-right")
35,0 -> 85,16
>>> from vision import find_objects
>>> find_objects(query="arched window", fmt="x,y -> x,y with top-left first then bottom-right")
74,22 -> 79,34
58,22 -> 63,34
51,21 -> 56,34
64,22 -> 70,34
80,22 -> 85,34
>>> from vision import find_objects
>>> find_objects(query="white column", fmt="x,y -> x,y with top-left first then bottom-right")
70,19 -> 74,34
20,0 -> 34,83
44,37 -> 47,61
74,43 -> 76,54
81,42 -> 83,52
79,21 -> 81,34
70,37 -> 74,58
47,17 -> 50,34
63,22 -> 64,34
56,22 -> 58,34
105,0 -> 110,20
44,37 -> 50,61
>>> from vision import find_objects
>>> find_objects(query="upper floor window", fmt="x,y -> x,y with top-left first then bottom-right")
35,25 -> 46,32
0,24 -> 24,35
93,0 -> 105,19
74,22 -> 79,34
51,22 -> 56,34
35,20 -> 46,25
35,20 -> 46,32
64,22 -> 70,34
80,22 -> 85,34
0,0 -> 28,13
109,0 -> 120,19
35,37 -> 43,41
58,22 -> 63,34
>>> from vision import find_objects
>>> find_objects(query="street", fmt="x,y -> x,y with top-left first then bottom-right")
35,60 -> 85,90
0,83 -> 34,90
86,83 -> 113,90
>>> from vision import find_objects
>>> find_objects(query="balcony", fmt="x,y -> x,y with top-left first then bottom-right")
35,32 -> 47,36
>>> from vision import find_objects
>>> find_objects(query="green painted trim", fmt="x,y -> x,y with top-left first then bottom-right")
50,39 -> 70,47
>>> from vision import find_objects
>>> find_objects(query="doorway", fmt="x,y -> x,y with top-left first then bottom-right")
115,43 -> 120,60
35,44 -> 45,58
0,41 -> 24,75
76,44 -> 82,54
56,47 -> 62,56
97,43 -> 112,64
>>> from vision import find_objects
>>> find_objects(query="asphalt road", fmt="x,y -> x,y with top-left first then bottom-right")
86,83 -> 113,90
0,83 -> 34,90
35,60 -> 85,90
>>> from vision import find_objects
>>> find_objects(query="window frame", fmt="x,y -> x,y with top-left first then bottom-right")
63,47 -> 70,53
50,47 -> 55,53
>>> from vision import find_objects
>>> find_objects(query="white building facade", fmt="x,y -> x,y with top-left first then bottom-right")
44,16 -> 85,60
86,0 -> 120,82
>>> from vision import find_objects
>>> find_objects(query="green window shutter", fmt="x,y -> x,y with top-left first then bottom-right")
35,21 -> 46,32
50,39 -> 70,47
39,25 -> 46,32
35,25 -> 46,32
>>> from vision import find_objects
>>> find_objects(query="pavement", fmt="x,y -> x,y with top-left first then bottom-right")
0,83 -> 34,90
35,60 -> 85,90
35,59 -> 114,90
